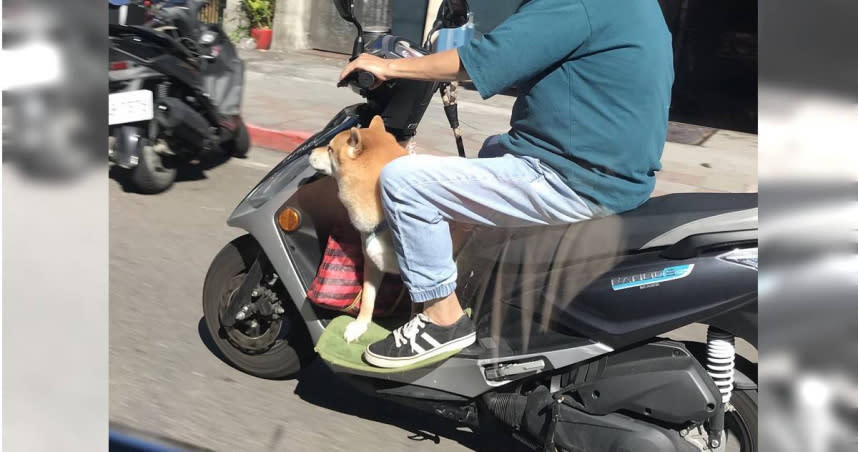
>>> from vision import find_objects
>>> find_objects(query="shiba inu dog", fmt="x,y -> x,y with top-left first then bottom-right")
309,116 -> 407,343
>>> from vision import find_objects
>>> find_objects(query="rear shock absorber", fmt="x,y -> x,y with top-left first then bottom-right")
149,81 -> 172,141
706,327 -> 735,449
706,327 -> 736,403
157,81 -> 170,100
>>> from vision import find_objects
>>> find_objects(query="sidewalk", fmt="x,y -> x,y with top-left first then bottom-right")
239,49 -> 757,196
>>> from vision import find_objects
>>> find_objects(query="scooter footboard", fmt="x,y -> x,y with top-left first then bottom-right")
315,316 -> 465,374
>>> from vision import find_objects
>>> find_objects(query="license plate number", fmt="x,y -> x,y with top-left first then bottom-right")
109,89 -> 154,125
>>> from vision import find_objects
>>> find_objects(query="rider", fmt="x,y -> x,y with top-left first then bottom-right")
339,0 -> 674,368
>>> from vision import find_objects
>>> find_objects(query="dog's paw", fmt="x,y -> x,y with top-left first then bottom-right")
344,319 -> 370,343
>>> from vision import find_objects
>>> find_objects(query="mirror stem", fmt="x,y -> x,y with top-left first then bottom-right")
350,20 -> 364,60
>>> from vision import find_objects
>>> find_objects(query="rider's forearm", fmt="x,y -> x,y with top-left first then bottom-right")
384,49 -> 470,82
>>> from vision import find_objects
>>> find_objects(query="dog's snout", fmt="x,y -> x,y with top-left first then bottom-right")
309,148 -> 332,175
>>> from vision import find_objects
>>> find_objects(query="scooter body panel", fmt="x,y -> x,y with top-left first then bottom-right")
459,226 -> 758,350
228,111 -> 366,342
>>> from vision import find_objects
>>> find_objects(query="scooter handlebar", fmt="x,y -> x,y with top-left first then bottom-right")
338,70 -> 377,89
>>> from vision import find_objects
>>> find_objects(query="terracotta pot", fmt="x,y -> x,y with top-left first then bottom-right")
250,28 -> 272,50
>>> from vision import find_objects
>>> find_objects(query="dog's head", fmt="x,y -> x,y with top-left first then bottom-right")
309,115 -> 393,178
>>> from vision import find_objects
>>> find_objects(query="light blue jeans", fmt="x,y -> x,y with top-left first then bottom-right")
379,136 -> 595,303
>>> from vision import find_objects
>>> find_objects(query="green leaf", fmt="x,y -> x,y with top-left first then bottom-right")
241,0 -> 274,29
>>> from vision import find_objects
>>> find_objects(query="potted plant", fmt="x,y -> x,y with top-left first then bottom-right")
242,0 -> 274,50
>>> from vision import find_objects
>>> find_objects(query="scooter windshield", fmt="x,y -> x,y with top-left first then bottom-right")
243,115 -> 360,209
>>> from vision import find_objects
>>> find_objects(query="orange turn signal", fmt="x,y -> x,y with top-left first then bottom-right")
278,208 -> 301,232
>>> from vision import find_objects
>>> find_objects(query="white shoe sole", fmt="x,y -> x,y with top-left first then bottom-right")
363,332 -> 477,369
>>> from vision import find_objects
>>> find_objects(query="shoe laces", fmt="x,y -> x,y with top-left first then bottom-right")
393,313 -> 428,350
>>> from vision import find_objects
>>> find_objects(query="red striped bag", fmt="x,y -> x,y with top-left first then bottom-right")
307,223 -> 408,317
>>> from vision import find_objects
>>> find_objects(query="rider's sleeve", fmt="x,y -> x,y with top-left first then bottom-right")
457,0 -> 591,99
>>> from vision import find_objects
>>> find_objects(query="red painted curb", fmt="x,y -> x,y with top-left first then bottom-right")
246,124 -> 314,153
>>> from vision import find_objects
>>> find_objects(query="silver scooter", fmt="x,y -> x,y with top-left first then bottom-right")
202,1 -> 758,450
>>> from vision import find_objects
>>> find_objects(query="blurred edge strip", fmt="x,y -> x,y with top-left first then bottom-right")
246,124 -> 314,153
109,425 -> 213,452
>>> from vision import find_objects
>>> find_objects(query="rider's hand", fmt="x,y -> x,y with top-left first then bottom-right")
338,53 -> 389,89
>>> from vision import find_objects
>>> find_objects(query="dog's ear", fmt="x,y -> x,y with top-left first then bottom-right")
347,127 -> 362,157
369,115 -> 385,132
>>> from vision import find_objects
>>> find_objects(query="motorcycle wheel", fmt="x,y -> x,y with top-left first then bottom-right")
131,143 -> 178,194
225,119 -> 250,158
724,390 -> 757,452
203,235 -> 314,379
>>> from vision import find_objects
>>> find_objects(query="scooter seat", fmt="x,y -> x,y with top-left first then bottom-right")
605,192 -> 758,250
460,192 -> 757,268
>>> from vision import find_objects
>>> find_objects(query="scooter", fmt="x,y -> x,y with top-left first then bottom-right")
109,0 -> 248,194
202,1 -> 758,450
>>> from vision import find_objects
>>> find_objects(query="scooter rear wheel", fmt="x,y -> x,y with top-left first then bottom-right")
725,390 -> 757,452
203,235 -> 314,379
224,119 -> 250,158
130,143 -> 177,194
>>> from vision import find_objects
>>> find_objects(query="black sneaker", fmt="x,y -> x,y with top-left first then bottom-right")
364,313 -> 476,368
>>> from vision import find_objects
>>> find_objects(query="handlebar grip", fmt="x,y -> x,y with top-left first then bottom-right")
339,70 -> 378,89
355,71 -> 377,89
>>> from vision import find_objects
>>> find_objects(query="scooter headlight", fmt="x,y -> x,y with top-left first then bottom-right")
718,247 -> 758,270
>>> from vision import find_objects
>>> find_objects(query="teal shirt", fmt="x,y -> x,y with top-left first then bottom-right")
458,0 -> 674,214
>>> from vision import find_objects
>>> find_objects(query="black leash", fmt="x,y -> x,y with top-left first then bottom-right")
440,82 -> 466,158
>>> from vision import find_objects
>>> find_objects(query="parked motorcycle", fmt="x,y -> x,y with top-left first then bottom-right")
202,1 -> 758,450
109,0 -> 248,194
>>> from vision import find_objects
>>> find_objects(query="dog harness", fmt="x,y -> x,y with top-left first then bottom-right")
365,220 -> 389,247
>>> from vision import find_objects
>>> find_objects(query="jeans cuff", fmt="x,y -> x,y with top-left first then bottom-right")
409,280 -> 457,303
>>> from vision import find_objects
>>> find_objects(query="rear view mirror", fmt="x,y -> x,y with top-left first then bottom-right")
332,0 -> 363,58
333,0 -> 356,23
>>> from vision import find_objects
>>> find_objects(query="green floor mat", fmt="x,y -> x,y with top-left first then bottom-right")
314,316 -> 462,374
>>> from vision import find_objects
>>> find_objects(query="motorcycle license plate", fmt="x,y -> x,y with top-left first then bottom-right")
109,89 -> 153,125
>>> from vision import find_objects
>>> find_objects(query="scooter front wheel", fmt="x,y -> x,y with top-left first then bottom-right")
203,235 -> 314,379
